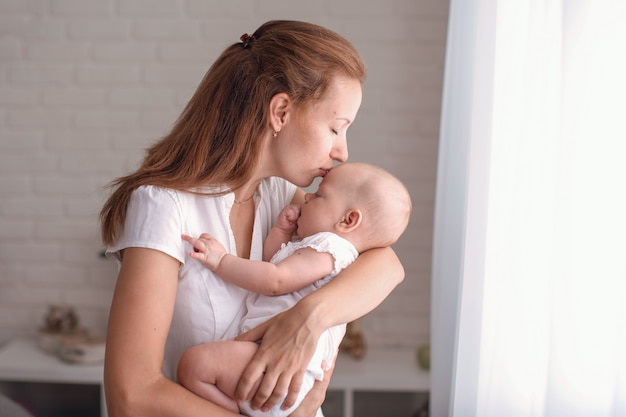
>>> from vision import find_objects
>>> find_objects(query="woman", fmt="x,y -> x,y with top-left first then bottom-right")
100,20 -> 404,417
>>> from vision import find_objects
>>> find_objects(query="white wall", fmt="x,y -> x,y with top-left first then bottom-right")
0,0 -> 449,349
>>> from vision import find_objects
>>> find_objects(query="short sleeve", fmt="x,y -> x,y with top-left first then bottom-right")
106,185 -> 187,264
294,232 -> 359,275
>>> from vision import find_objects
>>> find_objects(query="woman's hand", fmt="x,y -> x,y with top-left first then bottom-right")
288,358 -> 335,417
233,246 -> 404,413
234,301 -> 322,412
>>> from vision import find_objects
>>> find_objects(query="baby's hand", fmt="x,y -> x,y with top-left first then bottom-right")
275,204 -> 300,234
182,233 -> 227,271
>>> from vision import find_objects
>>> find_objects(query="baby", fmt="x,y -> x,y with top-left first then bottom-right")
179,162 -> 412,416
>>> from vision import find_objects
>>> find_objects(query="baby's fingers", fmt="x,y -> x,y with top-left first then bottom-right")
285,205 -> 301,223
181,234 -> 206,254
181,234 -> 195,245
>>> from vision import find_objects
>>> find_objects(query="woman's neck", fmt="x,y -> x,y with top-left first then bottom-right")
229,178 -> 262,205
229,188 -> 257,259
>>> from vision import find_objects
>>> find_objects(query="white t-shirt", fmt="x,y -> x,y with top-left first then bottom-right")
106,177 -> 297,379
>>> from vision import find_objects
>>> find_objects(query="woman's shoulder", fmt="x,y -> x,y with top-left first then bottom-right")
132,179 -> 294,200
131,184 -> 180,203
131,185 -> 211,208
108,185 -> 188,263
126,185 -> 188,220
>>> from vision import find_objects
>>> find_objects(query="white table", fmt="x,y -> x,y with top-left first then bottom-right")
0,338 -> 107,417
329,347 -> 430,417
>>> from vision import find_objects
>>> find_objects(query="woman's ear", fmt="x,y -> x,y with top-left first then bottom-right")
269,92 -> 291,133
337,209 -> 363,232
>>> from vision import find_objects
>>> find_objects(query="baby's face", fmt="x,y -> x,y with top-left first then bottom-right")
297,167 -> 351,238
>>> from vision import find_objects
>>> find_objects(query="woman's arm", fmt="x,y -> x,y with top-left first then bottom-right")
234,246 -> 404,412
104,247 -> 240,417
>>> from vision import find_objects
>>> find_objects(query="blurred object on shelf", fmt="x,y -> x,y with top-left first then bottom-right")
339,319 -> 366,359
38,327 -> 87,356
43,304 -> 79,333
37,304 -> 105,364
417,344 -> 430,370
59,336 -> 106,364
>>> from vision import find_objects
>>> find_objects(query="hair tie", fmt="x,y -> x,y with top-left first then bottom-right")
240,33 -> 255,49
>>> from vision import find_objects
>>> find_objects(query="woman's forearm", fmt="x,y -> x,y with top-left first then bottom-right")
106,372 -> 240,417
297,246 -> 404,331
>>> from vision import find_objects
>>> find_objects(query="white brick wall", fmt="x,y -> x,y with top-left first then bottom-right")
0,0 -> 449,349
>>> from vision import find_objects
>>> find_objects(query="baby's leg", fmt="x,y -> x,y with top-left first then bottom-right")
177,339 -> 259,413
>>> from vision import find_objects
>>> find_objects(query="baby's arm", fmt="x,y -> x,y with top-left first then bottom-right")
182,233 -> 334,296
263,204 -> 300,261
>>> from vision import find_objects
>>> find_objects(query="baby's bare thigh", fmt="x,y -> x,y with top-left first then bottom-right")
192,340 -> 260,398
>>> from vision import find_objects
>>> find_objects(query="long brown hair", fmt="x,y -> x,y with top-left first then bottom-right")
100,20 -> 366,245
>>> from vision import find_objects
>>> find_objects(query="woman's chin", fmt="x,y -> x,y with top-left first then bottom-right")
294,176 -> 318,188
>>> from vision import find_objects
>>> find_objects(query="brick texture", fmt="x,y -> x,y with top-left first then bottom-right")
0,0 -> 449,349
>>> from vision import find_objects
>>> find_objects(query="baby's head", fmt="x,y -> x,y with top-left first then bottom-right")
298,162 -> 412,252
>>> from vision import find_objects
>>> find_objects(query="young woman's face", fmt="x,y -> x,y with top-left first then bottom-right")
274,76 -> 363,187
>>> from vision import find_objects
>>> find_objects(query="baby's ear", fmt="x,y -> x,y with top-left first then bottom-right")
337,209 -> 362,232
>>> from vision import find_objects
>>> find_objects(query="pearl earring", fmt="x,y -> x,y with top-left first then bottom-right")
273,130 -> 278,138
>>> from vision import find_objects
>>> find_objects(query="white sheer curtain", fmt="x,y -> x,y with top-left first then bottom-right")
431,1 -> 626,416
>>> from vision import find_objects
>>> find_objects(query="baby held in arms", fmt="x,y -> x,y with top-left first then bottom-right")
179,162 -> 412,417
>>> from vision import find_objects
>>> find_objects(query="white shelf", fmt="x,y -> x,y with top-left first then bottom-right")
329,347 -> 429,417
0,340 -> 428,417
0,338 -> 106,416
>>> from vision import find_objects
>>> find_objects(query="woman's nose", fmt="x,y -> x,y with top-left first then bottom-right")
331,135 -> 348,163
